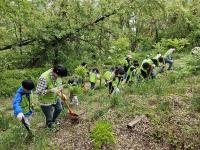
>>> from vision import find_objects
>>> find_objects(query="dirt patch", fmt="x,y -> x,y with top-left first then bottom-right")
51,109 -> 171,150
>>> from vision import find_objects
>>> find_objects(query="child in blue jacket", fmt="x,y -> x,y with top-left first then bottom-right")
13,80 -> 35,128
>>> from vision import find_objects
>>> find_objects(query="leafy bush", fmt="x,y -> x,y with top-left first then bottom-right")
153,38 -> 189,52
188,30 -> 200,47
75,66 -> 88,79
0,68 -> 46,98
90,120 -> 116,150
68,85 -> 82,95
111,37 -> 130,53
187,50 -> 200,75
191,47 -> 200,58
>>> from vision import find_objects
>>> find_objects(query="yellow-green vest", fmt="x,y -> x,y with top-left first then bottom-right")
103,71 -> 112,81
89,72 -> 97,83
39,69 -> 61,104
112,77 -> 119,87
21,93 -> 33,114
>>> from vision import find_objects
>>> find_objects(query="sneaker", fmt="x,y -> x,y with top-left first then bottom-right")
53,120 -> 60,125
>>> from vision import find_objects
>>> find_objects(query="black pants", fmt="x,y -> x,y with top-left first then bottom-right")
108,82 -> 114,94
40,99 -> 62,127
90,82 -> 95,90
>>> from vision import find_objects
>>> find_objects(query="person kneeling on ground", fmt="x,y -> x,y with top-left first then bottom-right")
110,67 -> 124,96
13,80 -> 35,132
36,64 -> 68,128
140,59 -> 157,80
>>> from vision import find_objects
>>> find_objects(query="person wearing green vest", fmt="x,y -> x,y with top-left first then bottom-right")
13,80 -> 35,131
89,68 -> 100,90
152,52 -> 162,67
126,60 -> 140,85
140,58 -> 157,79
163,47 -> 176,70
110,67 -> 124,95
36,64 -> 68,128
103,67 -> 115,86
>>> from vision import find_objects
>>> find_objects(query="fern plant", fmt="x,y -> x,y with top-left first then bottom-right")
90,120 -> 116,150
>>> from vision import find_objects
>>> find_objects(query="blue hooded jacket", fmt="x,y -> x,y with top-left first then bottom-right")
12,86 -> 33,117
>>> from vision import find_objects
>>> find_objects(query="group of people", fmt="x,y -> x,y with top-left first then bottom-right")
12,47 -> 176,133
86,47 -> 175,94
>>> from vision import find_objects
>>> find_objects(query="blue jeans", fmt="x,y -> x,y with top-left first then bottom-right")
165,58 -> 173,70
40,99 -> 62,127
151,70 -> 157,78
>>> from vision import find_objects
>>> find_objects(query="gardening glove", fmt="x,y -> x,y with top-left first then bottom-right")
17,112 -> 24,121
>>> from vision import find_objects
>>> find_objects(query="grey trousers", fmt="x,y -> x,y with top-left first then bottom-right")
40,99 -> 62,127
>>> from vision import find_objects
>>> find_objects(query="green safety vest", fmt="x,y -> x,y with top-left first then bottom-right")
141,59 -> 151,73
128,68 -> 138,82
89,72 -> 97,83
21,93 -> 33,114
164,49 -> 173,59
103,71 -> 112,81
112,77 -> 119,87
39,69 -> 61,104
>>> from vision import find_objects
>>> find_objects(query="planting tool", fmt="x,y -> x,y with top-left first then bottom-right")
58,92 -> 79,118
21,117 -> 32,135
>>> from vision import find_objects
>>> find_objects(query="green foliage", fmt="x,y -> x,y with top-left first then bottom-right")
187,51 -> 200,75
0,112 -> 16,131
188,30 -> 200,47
75,66 -> 88,79
166,38 -> 190,51
90,120 -> 116,150
153,38 -> 189,52
69,85 -> 82,95
0,126 -> 26,150
0,68 -> 46,98
156,101 -> 170,113
138,37 -> 154,51
111,37 -> 130,53
168,73 -> 178,84
191,47 -> 200,58
110,96 -> 121,108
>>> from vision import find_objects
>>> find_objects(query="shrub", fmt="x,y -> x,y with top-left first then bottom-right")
74,65 -> 88,80
153,38 -> 189,53
0,68 -> 46,98
90,120 -> 116,150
